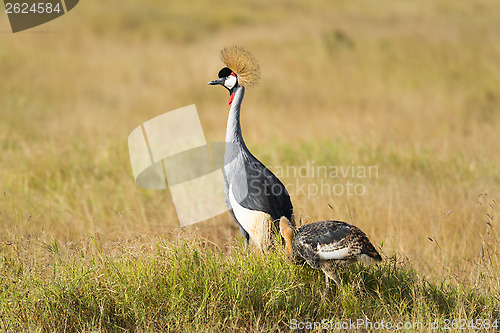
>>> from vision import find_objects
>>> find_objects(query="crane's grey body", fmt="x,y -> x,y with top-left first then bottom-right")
209,49 -> 294,248
221,85 -> 294,248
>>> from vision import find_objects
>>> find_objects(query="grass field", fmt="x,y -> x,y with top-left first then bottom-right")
1,0 -> 500,331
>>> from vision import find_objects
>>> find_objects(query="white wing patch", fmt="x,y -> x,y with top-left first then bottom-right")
229,185 -> 273,249
317,247 -> 351,260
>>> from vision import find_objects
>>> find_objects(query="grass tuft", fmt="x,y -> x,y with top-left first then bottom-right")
1,238 -> 498,331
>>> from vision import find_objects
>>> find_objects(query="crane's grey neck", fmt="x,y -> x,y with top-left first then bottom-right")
225,85 -> 247,148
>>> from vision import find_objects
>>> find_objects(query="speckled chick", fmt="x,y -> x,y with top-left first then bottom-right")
280,217 -> 382,294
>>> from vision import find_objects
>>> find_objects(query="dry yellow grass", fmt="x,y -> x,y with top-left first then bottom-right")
1,0 -> 499,295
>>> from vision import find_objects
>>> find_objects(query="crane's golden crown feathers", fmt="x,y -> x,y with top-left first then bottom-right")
221,46 -> 260,87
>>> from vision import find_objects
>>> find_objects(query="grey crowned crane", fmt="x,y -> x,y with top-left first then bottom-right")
209,47 -> 294,249
279,217 -> 382,295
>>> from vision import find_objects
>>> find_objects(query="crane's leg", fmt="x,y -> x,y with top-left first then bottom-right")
330,272 -> 342,292
322,266 -> 342,295
244,234 -> 250,249
324,273 -> 331,295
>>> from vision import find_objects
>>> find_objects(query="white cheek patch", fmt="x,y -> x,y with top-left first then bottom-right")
224,75 -> 237,90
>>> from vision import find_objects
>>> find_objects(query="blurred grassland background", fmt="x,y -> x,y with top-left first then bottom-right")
1,0 -> 500,314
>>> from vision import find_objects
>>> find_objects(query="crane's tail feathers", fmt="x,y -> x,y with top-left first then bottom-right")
360,238 -> 383,264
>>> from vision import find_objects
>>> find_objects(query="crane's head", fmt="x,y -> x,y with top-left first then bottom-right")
208,46 -> 260,106
208,67 -> 239,106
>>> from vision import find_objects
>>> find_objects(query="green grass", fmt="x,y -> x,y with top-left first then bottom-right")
1,238 -> 498,332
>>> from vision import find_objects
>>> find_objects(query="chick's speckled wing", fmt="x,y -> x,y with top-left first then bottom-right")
294,221 -> 362,263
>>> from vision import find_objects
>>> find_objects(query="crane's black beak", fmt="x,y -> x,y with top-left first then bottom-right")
208,77 -> 225,85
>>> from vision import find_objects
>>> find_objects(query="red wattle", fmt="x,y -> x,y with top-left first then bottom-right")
228,92 -> 235,106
